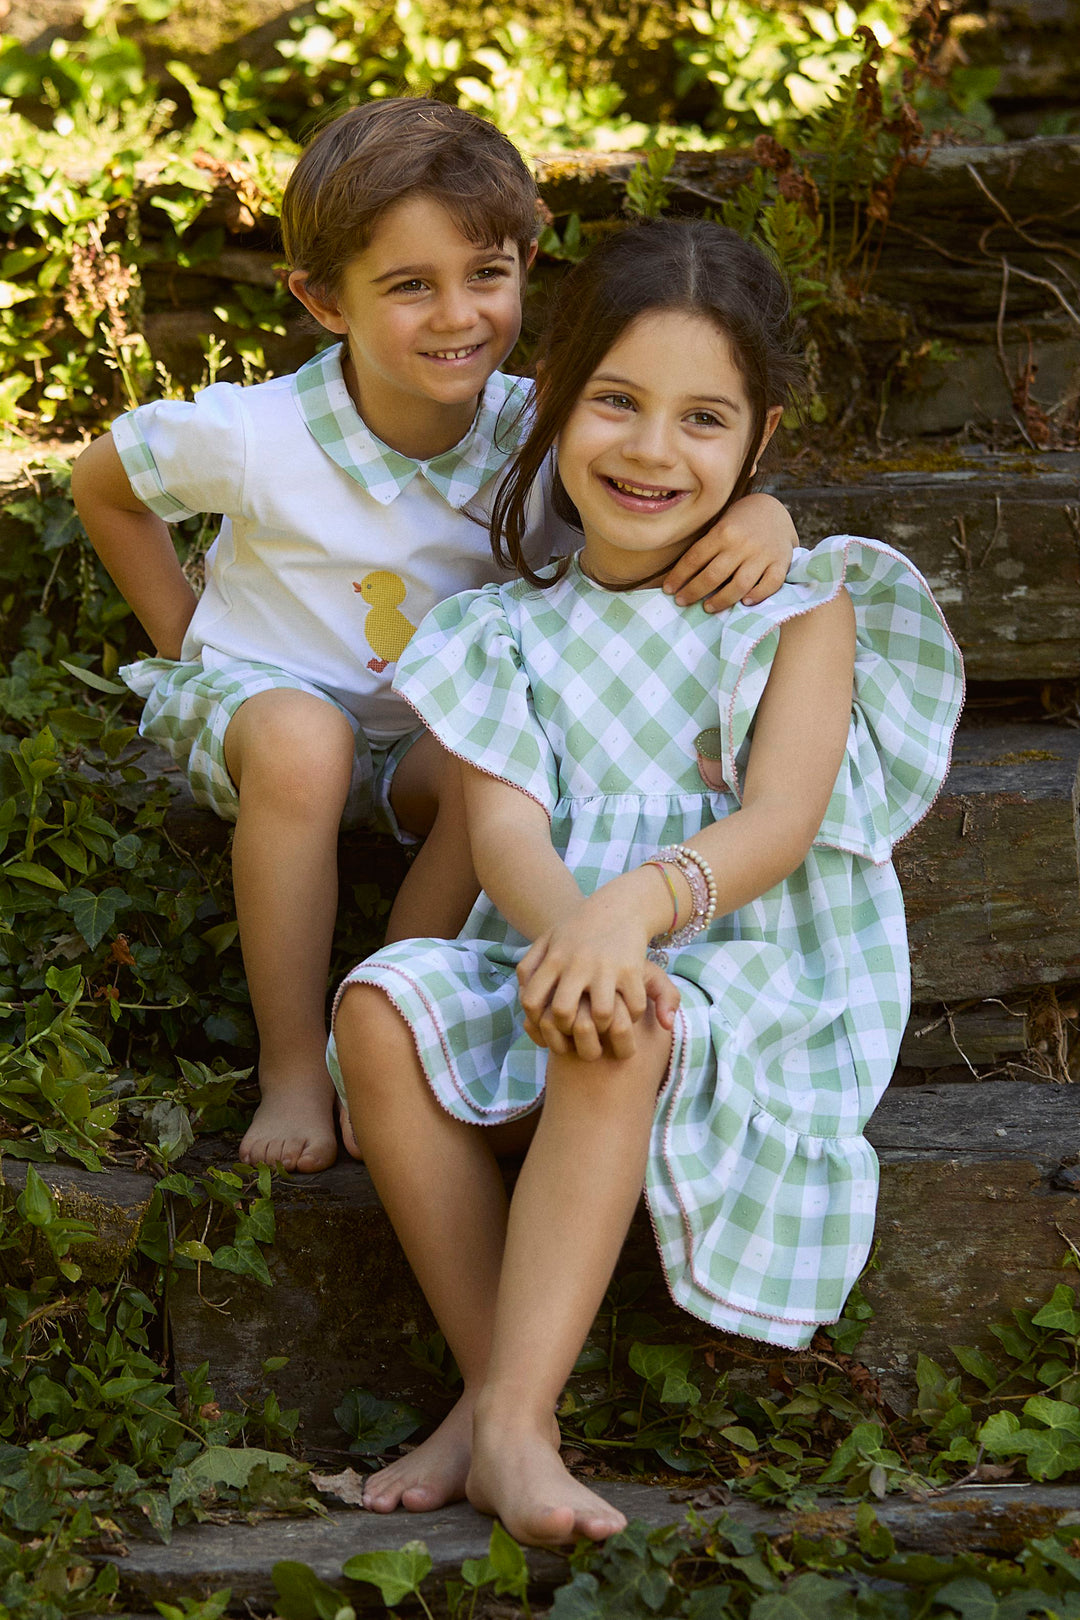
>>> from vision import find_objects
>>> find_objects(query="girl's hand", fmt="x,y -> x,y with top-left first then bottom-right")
517,871 -> 679,1059
662,492 -> 796,611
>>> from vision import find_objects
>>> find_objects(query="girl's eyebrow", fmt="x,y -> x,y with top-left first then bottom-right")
371,250 -> 517,285
590,372 -> 743,413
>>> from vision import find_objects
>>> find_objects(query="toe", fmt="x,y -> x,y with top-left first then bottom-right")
295,1137 -> 336,1173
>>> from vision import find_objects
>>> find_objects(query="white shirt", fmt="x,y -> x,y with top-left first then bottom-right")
112,344 -> 571,741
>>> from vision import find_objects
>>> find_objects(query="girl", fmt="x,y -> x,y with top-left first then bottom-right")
329,219 -> 963,1548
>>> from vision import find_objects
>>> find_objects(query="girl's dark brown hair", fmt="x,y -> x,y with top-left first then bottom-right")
490,218 -> 806,588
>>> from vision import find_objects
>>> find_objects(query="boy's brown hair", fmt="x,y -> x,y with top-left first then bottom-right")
281,97 -> 540,296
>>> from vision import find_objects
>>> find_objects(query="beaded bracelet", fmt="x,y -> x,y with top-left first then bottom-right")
642,844 -> 718,967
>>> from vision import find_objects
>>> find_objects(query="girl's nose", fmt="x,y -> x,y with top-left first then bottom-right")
626,415 -> 677,466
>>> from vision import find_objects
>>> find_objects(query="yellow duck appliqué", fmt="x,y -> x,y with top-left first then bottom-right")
353,570 -> 417,673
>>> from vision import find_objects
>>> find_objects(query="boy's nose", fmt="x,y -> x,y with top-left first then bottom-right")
429,287 -> 477,332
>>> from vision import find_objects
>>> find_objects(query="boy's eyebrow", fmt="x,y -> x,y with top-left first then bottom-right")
591,372 -> 743,412
371,250 -> 517,285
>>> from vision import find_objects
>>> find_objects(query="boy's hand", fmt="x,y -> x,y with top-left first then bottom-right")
662,492 -> 797,611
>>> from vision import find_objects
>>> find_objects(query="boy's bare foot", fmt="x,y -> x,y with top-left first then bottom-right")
363,1395 -> 475,1513
238,1066 -> 338,1173
467,1415 -> 627,1548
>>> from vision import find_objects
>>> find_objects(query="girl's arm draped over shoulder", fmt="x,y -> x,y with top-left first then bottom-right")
70,433 -> 198,660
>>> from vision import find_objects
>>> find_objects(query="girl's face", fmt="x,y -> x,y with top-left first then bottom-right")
557,310 -> 782,587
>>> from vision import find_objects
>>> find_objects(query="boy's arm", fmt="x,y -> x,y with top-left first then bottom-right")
71,433 -> 198,659
662,491 -> 797,611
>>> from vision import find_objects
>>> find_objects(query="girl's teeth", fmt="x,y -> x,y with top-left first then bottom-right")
429,346 -> 477,359
612,479 -> 676,498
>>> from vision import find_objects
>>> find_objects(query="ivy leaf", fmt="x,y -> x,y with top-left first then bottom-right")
488,1520 -> 529,1601
749,1571 -> 856,1617
58,885 -> 130,949
271,1559 -> 353,1620
934,1575 -> 1051,1618
548,1571 -> 604,1619
342,1542 -> 432,1607
628,1342 -> 701,1406
952,1346 -> 1001,1390
187,1446 -> 291,1489
333,1389 -> 423,1455
1032,1285 -> 1080,1336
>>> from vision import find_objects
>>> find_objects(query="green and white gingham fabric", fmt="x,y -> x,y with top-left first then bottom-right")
125,653 -> 416,833
291,343 -> 533,507
329,537 -> 963,1347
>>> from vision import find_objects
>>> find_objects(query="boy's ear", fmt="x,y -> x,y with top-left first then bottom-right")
288,270 -> 349,335
750,405 -> 785,476
524,239 -> 539,273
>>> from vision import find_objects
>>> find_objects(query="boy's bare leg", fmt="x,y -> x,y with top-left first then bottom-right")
386,732 -> 480,943
466,1014 -> 672,1548
337,732 -> 480,1163
227,690 -> 356,1173
335,984 -> 539,1511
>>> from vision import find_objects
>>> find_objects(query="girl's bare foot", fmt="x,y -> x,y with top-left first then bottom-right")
238,1064 -> 338,1173
363,1395 -> 475,1513
467,1415 -> 627,1548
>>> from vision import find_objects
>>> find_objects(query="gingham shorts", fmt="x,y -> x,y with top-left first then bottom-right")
121,654 -> 421,838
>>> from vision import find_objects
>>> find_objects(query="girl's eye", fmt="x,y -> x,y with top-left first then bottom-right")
689,410 -> 723,427
597,393 -> 634,410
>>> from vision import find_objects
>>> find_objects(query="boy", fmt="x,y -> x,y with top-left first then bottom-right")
71,98 -> 798,1175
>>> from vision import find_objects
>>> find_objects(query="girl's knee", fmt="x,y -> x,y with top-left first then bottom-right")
334,985 -> 416,1099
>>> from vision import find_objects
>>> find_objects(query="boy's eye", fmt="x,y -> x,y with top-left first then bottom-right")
391,278 -> 427,294
472,266 -> 509,282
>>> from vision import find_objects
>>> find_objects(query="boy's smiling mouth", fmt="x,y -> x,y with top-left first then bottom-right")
423,343 -> 484,361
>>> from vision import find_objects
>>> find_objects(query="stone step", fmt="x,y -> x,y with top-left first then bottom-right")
142,1081 -> 1080,1449
894,722 -> 1080,1001
98,1483 -> 1080,1613
773,451 -> 1080,683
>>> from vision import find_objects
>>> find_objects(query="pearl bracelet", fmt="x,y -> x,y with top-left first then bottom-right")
642,843 -> 718,967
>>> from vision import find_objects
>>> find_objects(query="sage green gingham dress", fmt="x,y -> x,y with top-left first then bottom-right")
330,537 -> 963,1348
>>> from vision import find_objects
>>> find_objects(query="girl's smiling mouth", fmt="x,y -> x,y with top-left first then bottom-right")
604,476 -> 688,510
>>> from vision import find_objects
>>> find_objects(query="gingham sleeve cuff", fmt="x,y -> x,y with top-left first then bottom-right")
111,409 -> 197,522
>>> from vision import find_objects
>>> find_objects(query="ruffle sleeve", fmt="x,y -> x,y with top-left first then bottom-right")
393,584 -> 560,816
717,536 -> 964,863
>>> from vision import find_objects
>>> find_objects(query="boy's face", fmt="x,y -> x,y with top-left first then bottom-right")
290,195 -> 535,457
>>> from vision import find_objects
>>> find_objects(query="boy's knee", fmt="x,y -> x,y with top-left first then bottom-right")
227,690 -> 356,805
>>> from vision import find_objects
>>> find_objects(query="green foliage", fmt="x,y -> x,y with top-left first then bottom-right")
675,0 -> 907,142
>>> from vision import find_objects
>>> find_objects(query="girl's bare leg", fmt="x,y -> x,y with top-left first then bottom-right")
467,1013 -> 672,1548
228,690 -> 355,1173
335,984 -> 537,1511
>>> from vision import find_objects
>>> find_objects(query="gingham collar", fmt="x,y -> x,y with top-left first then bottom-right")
292,342 -> 533,508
